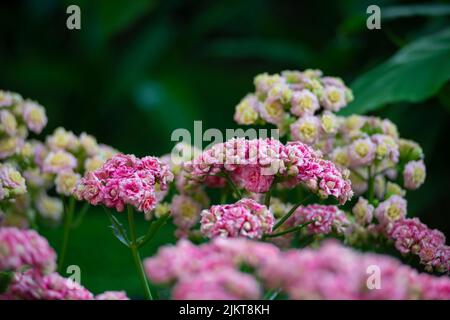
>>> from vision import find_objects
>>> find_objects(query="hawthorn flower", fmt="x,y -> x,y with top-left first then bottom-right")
0,227 -> 56,273
375,195 -> 407,227
200,198 -> 274,239
22,101 -> 47,134
233,94 -> 259,125
403,160 -> 426,190
43,150 -> 77,174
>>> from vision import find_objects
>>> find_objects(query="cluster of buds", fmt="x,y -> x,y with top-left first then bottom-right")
346,195 -> 449,273
0,90 -> 47,160
0,90 -> 119,227
233,70 -> 353,137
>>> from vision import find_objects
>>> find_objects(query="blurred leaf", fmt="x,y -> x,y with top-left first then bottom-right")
339,3 -> 450,34
383,4 -> 450,20
342,28 -> 450,115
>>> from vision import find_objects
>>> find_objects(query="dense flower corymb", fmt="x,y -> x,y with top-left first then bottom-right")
0,270 -> 93,300
74,154 -> 173,215
0,227 -> 56,273
183,138 -> 353,204
200,198 -> 274,239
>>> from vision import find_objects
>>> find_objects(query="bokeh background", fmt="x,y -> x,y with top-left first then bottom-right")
1,0 -> 450,297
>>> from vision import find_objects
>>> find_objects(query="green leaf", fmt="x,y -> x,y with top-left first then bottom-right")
105,209 -> 130,247
342,28 -> 450,115
0,271 -> 13,294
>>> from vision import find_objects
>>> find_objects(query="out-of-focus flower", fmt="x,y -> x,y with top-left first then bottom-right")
0,164 -> 27,200
0,110 -> 18,136
0,136 -> 24,159
1,270 -> 93,300
172,268 -> 261,300
35,192 -> 63,221
294,204 -> 349,235
374,195 -> 407,227
22,101 -> 47,134
46,127 -> 79,151
233,94 -> 260,125
0,227 -> 56,273
55,170 -> 81,196
171,194 -> 202,235
348,138 -> 376,167
95,291 -> 129,300
403,160 -> 426,190
352,197 -> 374,225
43,150 -> 77,174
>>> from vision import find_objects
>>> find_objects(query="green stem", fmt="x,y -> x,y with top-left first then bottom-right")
367,166 -> 375,204
127,206 -> 153,300
58,197 -> 75,273
137,213 -> 170,248
263,288 -> 281,300
273,194 -> 312,231
71,203 -> 90,229
223,172 -> 243,199
264,221 -> 313,238
264,189 -> 271,208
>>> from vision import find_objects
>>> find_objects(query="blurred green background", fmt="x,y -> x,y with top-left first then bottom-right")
1,0 -> 450,297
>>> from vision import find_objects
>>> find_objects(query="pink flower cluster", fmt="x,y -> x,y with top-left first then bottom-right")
0,227 -> 56,273
294,204 -> 349,235
144,238 -> 450,300
388,218 -> 449,273
0,269 -> 94,300
184,138 -> 352,204
74,154 -> 173,214
95,291 -> 129,300
172,268 -> 261,300
200,198 -> 274,239
261,240 -> 450,300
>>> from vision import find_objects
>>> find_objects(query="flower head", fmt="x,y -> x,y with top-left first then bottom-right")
200,198 -> 274,239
